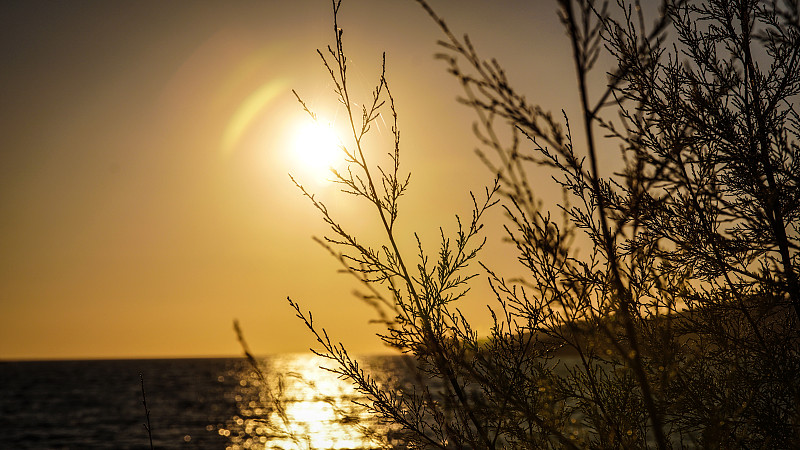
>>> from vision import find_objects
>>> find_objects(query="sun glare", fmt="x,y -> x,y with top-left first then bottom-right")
291,119 -> 342,180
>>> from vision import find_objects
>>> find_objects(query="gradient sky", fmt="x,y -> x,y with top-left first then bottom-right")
1,0 -> 577,360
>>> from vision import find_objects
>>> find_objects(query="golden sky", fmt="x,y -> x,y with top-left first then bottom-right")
0,0 -> 574,360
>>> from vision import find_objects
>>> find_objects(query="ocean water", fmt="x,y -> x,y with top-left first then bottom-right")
0,354 -> 410,449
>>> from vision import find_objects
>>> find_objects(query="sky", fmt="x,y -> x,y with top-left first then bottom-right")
0,0 -> 578,360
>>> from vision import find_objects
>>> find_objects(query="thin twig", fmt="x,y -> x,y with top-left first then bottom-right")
139,373 -> 154,450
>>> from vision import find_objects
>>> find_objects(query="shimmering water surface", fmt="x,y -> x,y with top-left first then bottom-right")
0,355 -> 408,449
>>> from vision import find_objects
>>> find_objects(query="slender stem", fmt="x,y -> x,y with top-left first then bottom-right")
139,373 -> 154,450
329,2 -> 493,446
560,1 -> 668,448
738,2 -> 800,322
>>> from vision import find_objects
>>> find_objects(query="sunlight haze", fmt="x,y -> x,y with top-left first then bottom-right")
1,0 -> 572,360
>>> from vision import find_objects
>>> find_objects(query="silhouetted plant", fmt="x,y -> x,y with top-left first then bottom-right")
284,0 -> 800,448
139,373 -> 155,450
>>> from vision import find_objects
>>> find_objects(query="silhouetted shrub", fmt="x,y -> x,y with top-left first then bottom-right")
285,0 -> 800,448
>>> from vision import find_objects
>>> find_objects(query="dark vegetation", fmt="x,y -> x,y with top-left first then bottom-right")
257,0 -> 800,447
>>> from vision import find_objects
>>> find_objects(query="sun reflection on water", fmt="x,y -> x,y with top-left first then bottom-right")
219,354 -> 399,449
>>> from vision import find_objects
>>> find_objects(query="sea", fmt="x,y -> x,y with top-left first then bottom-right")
0,354 -> 412,449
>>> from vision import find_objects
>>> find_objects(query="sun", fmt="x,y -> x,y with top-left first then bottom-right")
290,119 -> 343,180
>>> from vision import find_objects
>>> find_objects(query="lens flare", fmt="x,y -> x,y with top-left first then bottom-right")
221,79 -> 287,159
